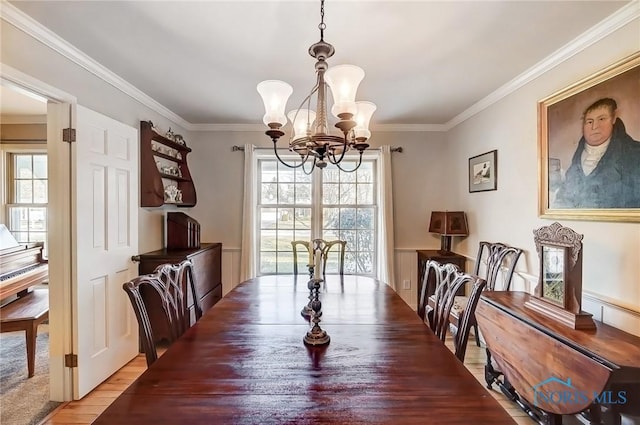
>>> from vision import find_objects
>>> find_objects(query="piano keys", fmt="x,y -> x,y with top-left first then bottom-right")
0,224 -> 48,302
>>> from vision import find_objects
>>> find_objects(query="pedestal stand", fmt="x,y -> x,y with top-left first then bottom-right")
303,277 -> 330,346
301,265 -> 314,318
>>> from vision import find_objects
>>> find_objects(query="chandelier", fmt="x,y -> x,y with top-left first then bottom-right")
257,0 -> 376,174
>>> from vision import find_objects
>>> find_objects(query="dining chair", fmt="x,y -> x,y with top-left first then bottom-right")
291,240 -> 312,275
427,241 -> 522,351
450,241 -> 524,348
421,259 -> 486,362
292,238 -> 347,275
122,259 -> 201,367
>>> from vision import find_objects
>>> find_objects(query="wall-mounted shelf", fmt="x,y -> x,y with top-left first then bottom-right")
158,173 -> 191,182
140,121 -> 197,207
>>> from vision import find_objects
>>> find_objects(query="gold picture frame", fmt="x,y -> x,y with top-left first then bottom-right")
538,52 -> 640,222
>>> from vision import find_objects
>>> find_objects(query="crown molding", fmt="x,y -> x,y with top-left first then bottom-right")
444,1 -> 640,131
189,122 -> 448,132
1,2 -> 190,129
373,123 -> 447,132
189,123 -> 264,132
3,1 -> 637,133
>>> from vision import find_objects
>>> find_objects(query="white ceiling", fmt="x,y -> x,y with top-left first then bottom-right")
5,1 -> 633,127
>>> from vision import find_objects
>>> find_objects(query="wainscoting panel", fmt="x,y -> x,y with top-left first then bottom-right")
221,247 -> 241,296
584,292 -> 640,337
393,248 -> 421,310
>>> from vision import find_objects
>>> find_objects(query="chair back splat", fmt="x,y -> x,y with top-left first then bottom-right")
473,241 -> 524,291
453,241 -> 524,348
123,260 -> 201,367
292,238 -> 347,275
422,260 -> 486,362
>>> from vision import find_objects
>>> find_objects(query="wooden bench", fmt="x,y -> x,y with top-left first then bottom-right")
0,289 -> 49,378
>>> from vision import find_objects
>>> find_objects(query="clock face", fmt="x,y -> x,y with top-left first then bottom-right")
541,244 -> 565,305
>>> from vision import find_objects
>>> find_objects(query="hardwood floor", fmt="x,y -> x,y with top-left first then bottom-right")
40,355 -> 148,424
40,335 -> 533,425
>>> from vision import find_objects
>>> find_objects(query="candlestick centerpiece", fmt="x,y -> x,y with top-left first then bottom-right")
303,276 -> 330,346
301,267 -> 314,318
302,240 -> 330,345
301,240 -> 323,318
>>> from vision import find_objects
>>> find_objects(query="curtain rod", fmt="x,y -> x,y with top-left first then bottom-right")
232,145 -> 403,153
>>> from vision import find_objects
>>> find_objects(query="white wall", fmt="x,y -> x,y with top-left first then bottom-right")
447,19 -> 640,335
1,22 -> 188,254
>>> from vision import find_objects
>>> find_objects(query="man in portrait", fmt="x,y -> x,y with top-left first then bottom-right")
553,98 -> 640,209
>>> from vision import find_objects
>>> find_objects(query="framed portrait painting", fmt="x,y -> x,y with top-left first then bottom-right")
469,150 -> 497,193
538,52 -> 640,222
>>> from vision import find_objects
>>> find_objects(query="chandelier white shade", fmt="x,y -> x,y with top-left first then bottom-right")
324,64 -> 365,118
354,101 -> 377,140
256,0 -> 375,174
257,80 -> 293,127
288,109 -> 317,141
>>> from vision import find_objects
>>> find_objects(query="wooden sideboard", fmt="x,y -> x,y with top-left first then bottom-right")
416,249 -> 465,319
477,291 -> 640,424
136,243 -> 222,343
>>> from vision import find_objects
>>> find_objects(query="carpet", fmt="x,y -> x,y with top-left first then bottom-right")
0,325 -> 61,425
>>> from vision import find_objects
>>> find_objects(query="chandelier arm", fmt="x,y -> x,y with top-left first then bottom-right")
334,151 -> 364,173
272,141 -> 307,169
326,136 -> 350,165
301,156 -> 317,175
288,84 -> 320,145
293,84 -> 320,119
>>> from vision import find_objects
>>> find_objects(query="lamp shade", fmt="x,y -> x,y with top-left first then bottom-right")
325,64 -> 365,118
288,109 -> 316,140
353,101 -> 376,140
257,80 -> 293,127
428,211 -> 468,236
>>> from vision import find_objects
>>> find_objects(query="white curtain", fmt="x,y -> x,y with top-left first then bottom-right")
239,144 -> 256,282
377,145 -> 396,289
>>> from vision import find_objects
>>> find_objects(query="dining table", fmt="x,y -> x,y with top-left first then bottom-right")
93,275 -> 515,424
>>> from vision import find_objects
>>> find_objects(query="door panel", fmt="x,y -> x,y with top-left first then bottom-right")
73,105 -> 139,398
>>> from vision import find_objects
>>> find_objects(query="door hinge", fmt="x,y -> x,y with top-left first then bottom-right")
62,128 -> 76,143
65,353 -> 78,368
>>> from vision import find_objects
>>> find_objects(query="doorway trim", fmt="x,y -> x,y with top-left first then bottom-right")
2,63 -> 76,401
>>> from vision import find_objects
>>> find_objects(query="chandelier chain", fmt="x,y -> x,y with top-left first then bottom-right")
318,0 -> 326,40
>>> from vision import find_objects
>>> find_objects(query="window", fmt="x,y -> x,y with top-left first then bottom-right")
258,157 -> 376,275
6,153 -> 48,247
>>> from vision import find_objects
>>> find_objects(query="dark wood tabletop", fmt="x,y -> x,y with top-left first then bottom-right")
93,275 -> 515,424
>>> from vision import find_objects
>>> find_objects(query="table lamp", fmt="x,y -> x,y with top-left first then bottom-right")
428,211 -> 468,255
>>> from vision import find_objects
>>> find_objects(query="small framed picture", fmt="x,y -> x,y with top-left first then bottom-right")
469,150 -> 497,193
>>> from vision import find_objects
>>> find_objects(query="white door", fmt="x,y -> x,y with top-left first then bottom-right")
73,105 -> 139,398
